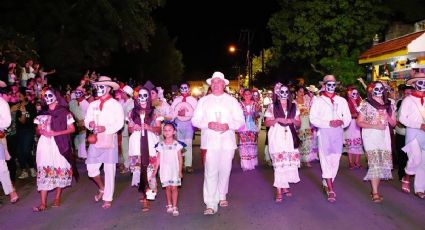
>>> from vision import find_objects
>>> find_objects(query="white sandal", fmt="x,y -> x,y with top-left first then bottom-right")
172,207 -> 179,216
166,205 -> 173,213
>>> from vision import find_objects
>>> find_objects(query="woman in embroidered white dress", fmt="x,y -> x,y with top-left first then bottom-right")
128,87 -> 161,211
264,84 -> 301,202
356,81 -> 396,203
33,89 -> 76,212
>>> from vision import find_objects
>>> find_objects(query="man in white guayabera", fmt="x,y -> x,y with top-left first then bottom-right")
84,76 -> 124,209
192,71 -> 244,215
309,75 -> 351,203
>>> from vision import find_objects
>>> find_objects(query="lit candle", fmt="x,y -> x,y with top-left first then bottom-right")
140,111 -> 146,136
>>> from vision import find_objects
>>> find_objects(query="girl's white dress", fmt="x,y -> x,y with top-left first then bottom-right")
156,140 -> 183,187
34,114 -> 74,191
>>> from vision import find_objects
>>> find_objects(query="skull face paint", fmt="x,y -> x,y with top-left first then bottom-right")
75,90 -> 84,99
325,81 -> 336,94
44,90 -> 57,105
350,89 -> 359,100
277,86 -> 289,100
96,85 -> 110,97
180,84 -> 189,95
137,89 -> 149,106
415,80 -> 425,92
373,83 -> 384,97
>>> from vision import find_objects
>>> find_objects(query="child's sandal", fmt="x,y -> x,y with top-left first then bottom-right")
172,206 -> 179,216
166,205 -> 173,213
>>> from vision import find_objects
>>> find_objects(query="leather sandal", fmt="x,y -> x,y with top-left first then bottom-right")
10,193 -> 19,204
282,189 -> 292,197
327,191 -> 336,203
141,199 -> 149,212
94,189 -> 104,202
52,199 -> 61,208
275,191 -> 283,203
203,208 -> 215,215
401,180 -> 410,193
415,192 -> 425,199
33,204 -> 47,212
219,200 -> 229,207
102,201 -> 112,209
371,193 -> 383,203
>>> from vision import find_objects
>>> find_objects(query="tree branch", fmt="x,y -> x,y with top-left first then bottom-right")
310,63 -> 325,75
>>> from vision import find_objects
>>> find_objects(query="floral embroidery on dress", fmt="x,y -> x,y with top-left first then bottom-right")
271,151 -> 301,168
37,166 -> 72,190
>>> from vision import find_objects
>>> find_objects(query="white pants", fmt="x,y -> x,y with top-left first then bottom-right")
87,163 -> 116,202
184,138 -> 193,167
74,133 -> 87,159
204,148 -> 234,212
121,135 -> 129,168
0,160 -> 14,195
407,150 -> 425,193
318,151 -> 342,187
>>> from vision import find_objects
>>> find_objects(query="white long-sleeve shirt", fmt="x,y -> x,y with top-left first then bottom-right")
309,95 -> 351,129
192,93 -> 244,150
399,95 -> 424,129
0,97 -> 11,131
84,98 -> 124,135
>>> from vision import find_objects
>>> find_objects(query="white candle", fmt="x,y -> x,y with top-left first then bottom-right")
140,111 -> 145,136
215,111 -> 221,123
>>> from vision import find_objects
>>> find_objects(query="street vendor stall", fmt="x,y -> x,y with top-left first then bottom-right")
359,30 -> 425,89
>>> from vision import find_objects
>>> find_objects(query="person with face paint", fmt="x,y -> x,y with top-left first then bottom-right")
264,84 -> 301,202
192,72 -> 244,215
399,73 -> 425,199
310,75 -> 352,202
84,76 -> 124,209
32,88 -> 77,212
69,88 -> 89,160
127,87 -> 161,211
343,86 -> 364,169
237,88 -> 261,171
171,82 -> 198,173
357,81 -> 396,202
295,85 -> 319,168
0,81 -> 19,205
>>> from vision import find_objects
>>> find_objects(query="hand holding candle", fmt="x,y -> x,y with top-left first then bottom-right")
140,111 -> 146,136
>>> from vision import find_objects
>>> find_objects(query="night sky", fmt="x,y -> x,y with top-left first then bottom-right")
154,0 -> 280,80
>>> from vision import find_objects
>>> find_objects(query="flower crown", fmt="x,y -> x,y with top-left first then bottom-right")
40,87 -> 50,98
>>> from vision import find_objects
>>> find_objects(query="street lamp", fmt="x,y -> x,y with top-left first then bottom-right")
228,45 -> 236,53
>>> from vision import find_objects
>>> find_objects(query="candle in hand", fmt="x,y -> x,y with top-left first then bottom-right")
140,111 -> 146,136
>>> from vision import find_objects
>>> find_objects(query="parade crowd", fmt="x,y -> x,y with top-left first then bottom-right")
1,57 -> 425,216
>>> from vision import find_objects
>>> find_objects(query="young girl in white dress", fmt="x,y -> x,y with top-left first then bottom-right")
153,121 -> 183,216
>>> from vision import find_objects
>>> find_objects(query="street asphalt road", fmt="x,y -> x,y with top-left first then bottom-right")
1,130 -> 425,230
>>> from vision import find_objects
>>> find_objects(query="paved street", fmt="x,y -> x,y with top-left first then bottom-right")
1,130 -> 425,230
